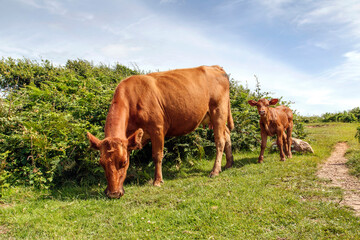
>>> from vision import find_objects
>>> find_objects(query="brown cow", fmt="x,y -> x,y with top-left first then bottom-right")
87,66 -> 234,198
248,98 -> 293,163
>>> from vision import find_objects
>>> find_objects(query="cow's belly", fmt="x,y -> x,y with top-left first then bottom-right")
165,108 -> 208,136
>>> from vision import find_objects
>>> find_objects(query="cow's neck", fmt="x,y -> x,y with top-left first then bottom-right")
260,109 -> 273,135
104,102 -> 128,139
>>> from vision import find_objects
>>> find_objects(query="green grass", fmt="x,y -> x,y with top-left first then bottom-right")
1,123 -> 360,239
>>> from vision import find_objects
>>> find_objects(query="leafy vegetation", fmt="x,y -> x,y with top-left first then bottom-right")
302,107 -> 360,124
0,58 -> 306,189
346,125 -> 360,178
1,123 -> 360,239
347,150 -> 360,179
0,58 -> 138,188
356,126 -> 360,143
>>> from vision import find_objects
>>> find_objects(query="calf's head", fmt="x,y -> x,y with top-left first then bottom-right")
86,129 -> 143,199
248,98 -> 278,116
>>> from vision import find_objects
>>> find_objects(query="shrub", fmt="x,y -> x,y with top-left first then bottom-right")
0,58 -> 137,188
356,126 -> 360,144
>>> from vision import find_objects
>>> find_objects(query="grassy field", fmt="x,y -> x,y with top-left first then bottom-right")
1,123 -> 360,239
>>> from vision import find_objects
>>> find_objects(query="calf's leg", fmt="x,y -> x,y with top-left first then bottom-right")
258,131 -> 267,163
276,131 -> 286,161
287,122 -> 293,159
282,131 -> 289,157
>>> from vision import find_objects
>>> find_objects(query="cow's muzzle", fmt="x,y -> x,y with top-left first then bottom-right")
104,187 -> 125,199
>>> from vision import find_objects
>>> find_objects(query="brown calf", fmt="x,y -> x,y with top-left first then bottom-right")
87,66 -> 234,198
248,98 -> 293,163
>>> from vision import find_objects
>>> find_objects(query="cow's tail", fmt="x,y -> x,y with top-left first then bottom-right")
227,98 -> 234,131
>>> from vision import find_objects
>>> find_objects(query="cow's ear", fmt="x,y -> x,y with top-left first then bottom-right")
127,128 -> 144,150
87,132 -> 101,150
248,100 -> 258,106
269,99 -> 279,105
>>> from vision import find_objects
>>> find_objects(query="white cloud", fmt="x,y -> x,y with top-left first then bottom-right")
0,44 -> 30,57
17,0 -> 94,21
293,1 -> 360,39
18,0 -> 67,15
320,51 -> 360,83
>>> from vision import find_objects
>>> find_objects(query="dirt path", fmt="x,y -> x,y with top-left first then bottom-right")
317,142 -> 360,216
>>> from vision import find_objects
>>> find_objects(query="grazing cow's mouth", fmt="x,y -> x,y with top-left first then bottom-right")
104,188 -> 124,199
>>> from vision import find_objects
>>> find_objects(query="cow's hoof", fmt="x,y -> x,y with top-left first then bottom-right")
280,158 -> 286,161
224,162 -> 233,169
209,172 -> 220,178
153,180 -> 163,187
257,160 -> 263,164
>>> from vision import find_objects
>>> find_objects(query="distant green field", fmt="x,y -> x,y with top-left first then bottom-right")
1,123 -> 360,239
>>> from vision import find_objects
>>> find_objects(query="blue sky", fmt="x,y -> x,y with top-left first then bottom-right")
1,0 -> 360,115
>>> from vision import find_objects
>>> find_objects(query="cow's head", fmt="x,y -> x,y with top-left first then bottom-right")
248,98 -> 278,116
86,129 -> 144,199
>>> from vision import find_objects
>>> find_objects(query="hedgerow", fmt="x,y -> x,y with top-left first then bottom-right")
0,58 -> 305,188
301,108 -> 360,124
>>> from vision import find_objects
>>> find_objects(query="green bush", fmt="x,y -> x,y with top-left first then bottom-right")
0,58 -> 137,188
0,58 -> 306,188
301,107 -> 360,124
347,147 -> 360,178
356,126 -> 360,143
319,108 -> 360,123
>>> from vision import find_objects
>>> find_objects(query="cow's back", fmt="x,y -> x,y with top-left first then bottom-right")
274,106 -> 293,128
116,66 -> 230,137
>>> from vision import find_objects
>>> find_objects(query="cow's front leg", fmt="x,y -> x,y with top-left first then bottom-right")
277,130 -> 286,161
258,132 -> 267,163
282,131 -> 289,157
151,130 -> 164,186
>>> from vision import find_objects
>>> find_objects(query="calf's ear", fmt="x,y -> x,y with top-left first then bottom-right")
128,128 -> 144,150
248,100 -> 258,106
269,99 -> 279,105
87,132 -> 101,150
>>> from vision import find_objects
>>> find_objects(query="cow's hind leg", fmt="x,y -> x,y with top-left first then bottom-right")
209,108 -> 227,177
282,131 -> 289,157
277,130 -> 286,161
150,128 -> 165,186
287,121 -> 293,159
224,127 -> 233,169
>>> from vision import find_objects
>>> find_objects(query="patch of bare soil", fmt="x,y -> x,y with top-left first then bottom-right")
317,142 -> 360,216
